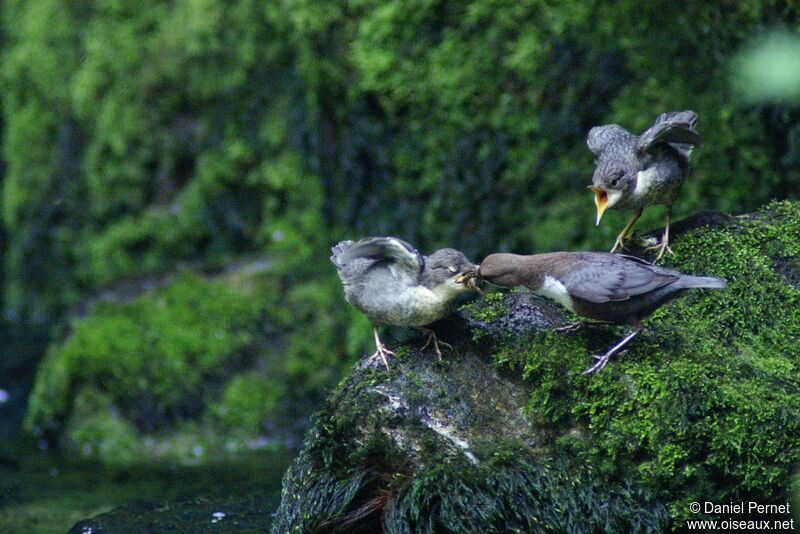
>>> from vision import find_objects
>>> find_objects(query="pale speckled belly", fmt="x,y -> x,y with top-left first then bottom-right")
345,285 -> 453,327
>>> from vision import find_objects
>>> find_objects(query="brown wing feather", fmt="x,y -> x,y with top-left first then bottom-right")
555,253 -> 679,304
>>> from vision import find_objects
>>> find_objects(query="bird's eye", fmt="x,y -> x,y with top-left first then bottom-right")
448,266 -> 458,274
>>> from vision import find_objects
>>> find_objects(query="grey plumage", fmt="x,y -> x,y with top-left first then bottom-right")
331,236 -> 477,368
588,111 -> 701,260
477,252 -> 726,373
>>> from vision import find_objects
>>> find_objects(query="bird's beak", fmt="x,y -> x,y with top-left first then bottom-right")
456,268 -> 483,294
591,187 -> 608,225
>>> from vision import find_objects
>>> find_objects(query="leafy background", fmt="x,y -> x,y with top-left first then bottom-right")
0,0 -> 798,529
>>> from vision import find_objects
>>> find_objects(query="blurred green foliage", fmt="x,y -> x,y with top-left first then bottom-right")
23,272 -> 318,464
733,30 -> 800,103
0,1 -> 799,455
26,274 -> 260,433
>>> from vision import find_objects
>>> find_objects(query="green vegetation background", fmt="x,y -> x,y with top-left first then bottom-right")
0,0 -> 798,528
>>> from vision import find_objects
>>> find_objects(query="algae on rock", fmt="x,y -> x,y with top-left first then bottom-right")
272,201 -> 800,532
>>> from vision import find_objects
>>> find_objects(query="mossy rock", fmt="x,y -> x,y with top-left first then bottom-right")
24,272 -> 291,465
272,201 -> 800,532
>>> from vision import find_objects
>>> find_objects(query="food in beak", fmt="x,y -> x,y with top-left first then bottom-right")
456,270 -> 482,293
593,188 -> 608,225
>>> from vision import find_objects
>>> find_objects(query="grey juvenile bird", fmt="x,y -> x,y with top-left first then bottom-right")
331,237 -> 478,369
476,252 -> 726,374
588,110 -> 701,261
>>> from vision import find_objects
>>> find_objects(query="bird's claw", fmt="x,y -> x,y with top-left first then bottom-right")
646,240 -> 674,262
610,236 -> 629,254
421,333 -> 452,361
554,322 -> 586,333
583,354 -> 611,375
368,344 -> 396,370
555,321 -> 611,333
584,350 -> 628,374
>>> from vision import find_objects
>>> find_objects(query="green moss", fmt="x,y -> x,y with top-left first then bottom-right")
489,200 -> 800,522
20,273 -> 299,465
26,273 -> 261,434
209,373 -> 284,436
272,346 -> 668,532
461,290 -> 508,324
274,424 -> 668,533
383,452 -> 667,534
65,387 -> 141,466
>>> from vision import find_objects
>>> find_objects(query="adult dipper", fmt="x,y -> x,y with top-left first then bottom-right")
331,236 -> 478,369
588,110 -> 701,261
475,252 -> 726,374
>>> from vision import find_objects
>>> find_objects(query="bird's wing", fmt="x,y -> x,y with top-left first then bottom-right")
558,254 -> 679,303
586,124 -> 630,155
636,111 -> 701,157
654,110 -> 698,130
330,240 -> 355,269
336,236 -> 423,279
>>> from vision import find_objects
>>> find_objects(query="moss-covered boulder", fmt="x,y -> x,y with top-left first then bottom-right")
25,272 -> 292,465
272,200 -> 800,532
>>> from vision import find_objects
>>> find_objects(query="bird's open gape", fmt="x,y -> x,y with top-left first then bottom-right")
588,111 -> 701,263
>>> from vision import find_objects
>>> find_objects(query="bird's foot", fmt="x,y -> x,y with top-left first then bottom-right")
646,238 -> 674,262
368,343 -> 396,371
554,321 -> 611,333
609,235 -> 629,254
583,349 -> 628,376
554,322 -> 585,333
582,353 -> 612,375
419,330 -> 452,361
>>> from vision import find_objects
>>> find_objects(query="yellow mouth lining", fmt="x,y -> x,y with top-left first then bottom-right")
593,188 -> 608,225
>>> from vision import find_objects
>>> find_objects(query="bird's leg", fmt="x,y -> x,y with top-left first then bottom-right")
368,325 -> 395,370
647,205 -> 674,262
582,322 -> 644,376
610,208 -> 643,254
553,320 -> 614,333
417,327 -> 452,361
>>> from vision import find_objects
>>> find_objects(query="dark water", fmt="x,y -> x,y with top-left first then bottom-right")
0,441 -> 293,532
0,324 -> 296,532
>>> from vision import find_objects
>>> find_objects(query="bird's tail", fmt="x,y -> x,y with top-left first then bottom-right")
677,275 -> 727,289
330,240 -> 354,269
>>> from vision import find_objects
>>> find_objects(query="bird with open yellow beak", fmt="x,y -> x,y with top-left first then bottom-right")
588,111 -> 701,261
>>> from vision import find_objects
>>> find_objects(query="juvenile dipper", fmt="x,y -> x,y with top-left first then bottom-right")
588,110 -> 701,261
476,252 -> 726,374
331,237 -> 478,369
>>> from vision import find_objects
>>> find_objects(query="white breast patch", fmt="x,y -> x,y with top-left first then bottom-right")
634,167 -> 658,197
538,275 -> 574,312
